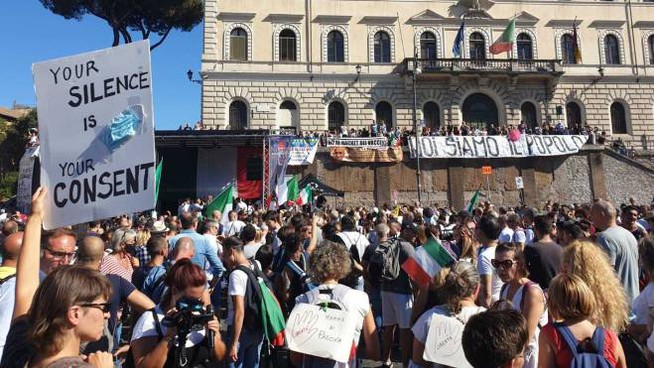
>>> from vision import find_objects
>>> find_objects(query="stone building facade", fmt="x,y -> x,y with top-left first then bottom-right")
200,0 -> 654,149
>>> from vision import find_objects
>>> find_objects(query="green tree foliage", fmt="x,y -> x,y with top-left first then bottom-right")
0,110 -> 37,181
38,0 -> 203,50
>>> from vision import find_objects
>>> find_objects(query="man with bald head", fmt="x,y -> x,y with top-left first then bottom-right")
591,199 -> 639,304
0,232 -> 23,357
77,236 -> 155,353
143,237 -> 195,303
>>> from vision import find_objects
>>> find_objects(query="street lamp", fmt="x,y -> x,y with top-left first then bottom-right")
412,57 -> 423,205
187,69 -> 202,85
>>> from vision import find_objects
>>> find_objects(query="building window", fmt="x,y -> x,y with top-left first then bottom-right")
328,101 -> 345,131
279,100 -> 299,128
327,30 -> 344,62
521,102 -> 537,130
517,33 -> 533,60
420,32 -> 437,59
229,100 -> 248,130
375,101 -> 393,131
374,31 -> 391,63
610,102 -> 627,134
423,101 -> 440,130
469,32 -> 486,60
649,35 -> 654,64
229,28 -> 248,61
279,29 -> 297,62
566,102 -> 582,128
604,34 -> 621,65
561,34 -> 577,64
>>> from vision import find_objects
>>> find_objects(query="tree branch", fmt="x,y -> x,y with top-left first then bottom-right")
112,27 -> 120,46
150,26 -> 172,50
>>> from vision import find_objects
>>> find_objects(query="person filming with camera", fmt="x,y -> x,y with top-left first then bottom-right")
130,259 -> 225,368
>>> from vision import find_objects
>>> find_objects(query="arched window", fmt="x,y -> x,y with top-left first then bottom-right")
520,102 -> 537,130
517,33 -> 533,60
604,34 -> 621,65
229,100 -> 248,130
328,101 -> 345,131
374,31 -> 391,63
462,93 -> 498,129
423,101 -> 440,130
566,102 -> 582,128
327,30 -> 344,62
469,32 -> 486,60
278,100 -> 299,128
561,34 -> 577,64
420,32 -> 437,59
610,102 -> 627,134
375,101 -> 393,131
279,29 -> 297,62
649,35 -> 654,64
230,28 -> 248,61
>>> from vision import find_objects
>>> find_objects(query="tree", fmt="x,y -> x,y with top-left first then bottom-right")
39,0 -> 203,50
0,110 -> 37,180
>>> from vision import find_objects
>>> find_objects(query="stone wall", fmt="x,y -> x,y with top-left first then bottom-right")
300,148 -> 654,208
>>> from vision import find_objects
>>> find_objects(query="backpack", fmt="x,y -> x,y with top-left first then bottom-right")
370,239 -> 401,282
235,262 -> 265,332
554,323 -> 613,368
0,274 -> 16,286
285,252 -> 317,293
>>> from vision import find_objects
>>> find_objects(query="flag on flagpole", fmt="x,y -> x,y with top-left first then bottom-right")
489,17 -> 516,54
401,236 -> 456,286
297,185 -> 313,205
572,19 -> 582,64
277,175 -> 300,204
204,182 -> 234,225
466,188 -> 481,213
154,159 -> 163,203
452,20 -> 465,58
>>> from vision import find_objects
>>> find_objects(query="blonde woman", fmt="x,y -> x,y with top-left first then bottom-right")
561,240 -> 629,332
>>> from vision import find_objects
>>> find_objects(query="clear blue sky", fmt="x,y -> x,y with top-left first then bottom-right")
0,1 -> 202,130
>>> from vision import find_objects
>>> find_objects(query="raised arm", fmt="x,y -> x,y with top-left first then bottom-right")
13,187 -> 46,320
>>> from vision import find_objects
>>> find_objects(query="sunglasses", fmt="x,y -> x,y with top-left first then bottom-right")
45,247 -> 76,260
78,302 -> 111,313
491,259 -> 516,270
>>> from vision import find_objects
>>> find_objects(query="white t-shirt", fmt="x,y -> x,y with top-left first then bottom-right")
337,231 -> 370,261
633,282 -> 654,326
243,243 -> 263,260
223,220 -> 246,237
498,227 -> 514,244
227,261 -> 261,325
0,275 -> 16,358
412,304 -> 486,345
512,229 -> 527,243
131,306 -> 205,347
477,245 -> 504,303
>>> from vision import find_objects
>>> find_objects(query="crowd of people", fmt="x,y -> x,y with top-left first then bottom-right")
2,188 -> 654,368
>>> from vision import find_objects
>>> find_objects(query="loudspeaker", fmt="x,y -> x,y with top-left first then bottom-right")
246,157 -> 263,180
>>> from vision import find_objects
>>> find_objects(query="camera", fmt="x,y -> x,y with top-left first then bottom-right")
163,297 -> 214,335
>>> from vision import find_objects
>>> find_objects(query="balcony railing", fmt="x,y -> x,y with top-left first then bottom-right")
403,58 -> 563,75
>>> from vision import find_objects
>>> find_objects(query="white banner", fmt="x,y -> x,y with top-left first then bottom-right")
409,135 -> 587,159
286,303 -> 359,363
33,41 -> 156,229
423,315 -> 473,368
327,137 -> 388,148
288,138 -> 319,166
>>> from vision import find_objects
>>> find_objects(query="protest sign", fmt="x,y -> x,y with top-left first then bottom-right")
423,314 -> 473,368
409,135 -> 587,159
33,40 -> 156,229
288,137 -> 319,165
330,146 -> 403,163
327,137 -> 388,148
16,146 -> 40,214
286,303 -> 359,363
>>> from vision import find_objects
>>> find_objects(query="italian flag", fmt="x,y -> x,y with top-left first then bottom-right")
259,278 -> 286,346
204,182 -> 234,225
401,236 -> 455,286
154,159 -> 163,203
277,175 -> 300,204
297,185 -> 313,205
466,188 -> 481,213
489,17 -> 516,54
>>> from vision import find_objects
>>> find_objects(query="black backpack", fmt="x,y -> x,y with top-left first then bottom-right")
235,262 -> 266,332
369,239 -> 401,282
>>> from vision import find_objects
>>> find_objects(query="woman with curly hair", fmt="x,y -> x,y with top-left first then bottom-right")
560,240 -> 629,332
290,240 -> 380,367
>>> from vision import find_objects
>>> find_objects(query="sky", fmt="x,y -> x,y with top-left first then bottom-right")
0,2 -> 202,130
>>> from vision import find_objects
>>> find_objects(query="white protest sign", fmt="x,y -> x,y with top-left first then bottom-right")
515,176 -> 524,189
286,303 -> 359,363
423,315 -> 473,368
410,135 -> 587,159
33,41 -> 156,229
288,138 -> 319,166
